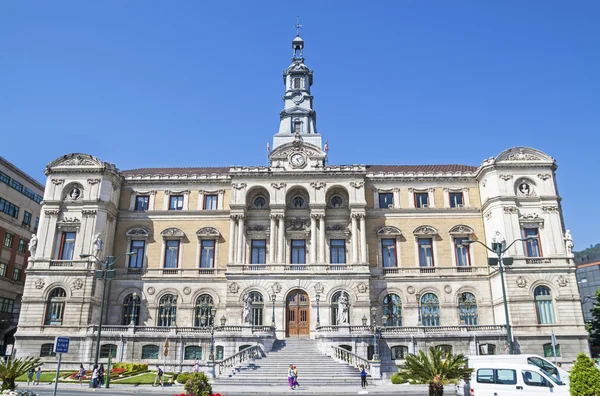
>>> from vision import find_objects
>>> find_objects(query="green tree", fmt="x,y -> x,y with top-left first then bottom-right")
395,346 -> 470,396
569,352 -> 600,396
0,357 -> 42,390
183,372 -> 212,396
588,289 -> 600,346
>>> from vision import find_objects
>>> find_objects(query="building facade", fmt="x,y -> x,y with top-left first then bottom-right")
15,33 -> 587,375
0,157 -> 44,354
576,258 -> 600,323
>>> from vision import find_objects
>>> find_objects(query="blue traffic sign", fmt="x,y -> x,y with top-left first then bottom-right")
53,336 -> 70,354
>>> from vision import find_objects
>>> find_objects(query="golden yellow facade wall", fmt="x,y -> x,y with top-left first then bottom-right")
467,187 -> 481,207
155,191 -> 165,210
188,192 -> 199,210
399,189 -> 410,208
119,190 -> 130,210
433,188 -> 444,206
366,188 -> 375,208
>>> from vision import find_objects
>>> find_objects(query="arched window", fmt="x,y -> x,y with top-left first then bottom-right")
254,197 -> 266,209
420,293 -> 440,327
45,287 -> 67,325
391,345 -> 408,360
292,196 -> 305,208
459,292 -> 478,326
248,292 -> 264,326
184,346 -> 202,360
330,196 -> 343,208
383,294 -> 402,326
121,293 -> 141,325
40,343 -> 56,357
194,294 -> 214,327
157,294 -> 177,327
100,344 -> 117,359
141,345 -> 159,359
216,346 -> 224,360
534,286 -> 555,324
331,291 -> 350,325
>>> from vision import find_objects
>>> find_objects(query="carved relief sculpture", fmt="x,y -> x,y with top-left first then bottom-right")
228,282 -> 240,294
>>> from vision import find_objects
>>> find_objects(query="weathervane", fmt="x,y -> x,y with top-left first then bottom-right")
295,16 -> 302,36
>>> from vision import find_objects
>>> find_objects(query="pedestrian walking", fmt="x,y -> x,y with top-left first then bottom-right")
76,364 -> 86,385
34,367 -> 41,385
292,365 -> 299,389
98,364 -> 105,387
193,358 -> 200,373
26,368 -> 34,386
91,364 -> 99,388
288,364 -> 295,390
360,364 -> 368,388
153,365 -> 164,388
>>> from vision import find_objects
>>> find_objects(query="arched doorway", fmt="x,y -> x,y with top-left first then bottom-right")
286,289 -> 310,337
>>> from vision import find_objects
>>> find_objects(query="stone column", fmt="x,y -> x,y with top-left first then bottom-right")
319,215 -> 326,263
237,215 -> 245,264
228,215 -> 236,264
351,214 -> 359,264
277,215 -> 285,264
360,214 -> 367,263
269,215 -> 277,264
310,214 -> 317,264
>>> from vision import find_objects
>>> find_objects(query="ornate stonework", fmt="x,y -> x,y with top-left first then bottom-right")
34,279 -> 45,290
228,283 -> 240,294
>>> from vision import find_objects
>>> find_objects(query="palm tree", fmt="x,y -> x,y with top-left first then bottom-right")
396,346 -> 469,396
0,357 -> 42,390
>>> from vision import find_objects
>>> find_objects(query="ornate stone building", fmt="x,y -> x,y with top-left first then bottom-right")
15,33 -> 587,376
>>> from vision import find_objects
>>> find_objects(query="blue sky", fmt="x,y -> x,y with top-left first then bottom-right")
1,1 -> 598,248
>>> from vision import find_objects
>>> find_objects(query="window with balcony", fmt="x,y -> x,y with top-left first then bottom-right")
378,193 -> 393,209
141,345 -> 159,359
449,192 -> 464,208
534,286 -> 555,324
17,239 -> 26,254
121,293 -> 141,325
330,239 -> 346,265
200,240 -> 216,268
45,287 -> 67,325
418,238 -> 434,267
381,239 -> 397,267
383,293 -> 402,326
420,293 -> 440,326
250,240 -> 266,265
164,240 -> 180,268
134,195 -> 149,211
291,240 -> 306,265
169,195 -> 184,210
23,211 -> 32,228
523,228 -> 542,257
58,232 -> 76,260
185,346 -> 202,360
454,237 -> 471,267
415,193 -> 429,208
157,294 -> 177,327
459,292 -> 478,325
194,294 -> 214,327
128,240 -> 145,268
3,233 -> 13,248
204,195 -> 218,210
0,198 -> 19,218
100,344 -> 117,359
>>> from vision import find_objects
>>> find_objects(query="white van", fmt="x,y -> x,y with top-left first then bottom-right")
466,355 -> 569,384
468,363 -> 569,396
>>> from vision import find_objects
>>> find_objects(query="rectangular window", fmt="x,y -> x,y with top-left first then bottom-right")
9,179 -> 23,193
523,228 -> 542,257
17,239 -> 27,254
34,217 -> 39,233
330,239 -> 346,264
23,211 -> 32,226
454,237 -> 471,267
58,232 -> 76,260
0,298 -> 14,313
449,192 -> 464,208
418,238 -> 434,267
3,233 -> 13,248
415,193 -> 429,208
204,195 -> 218,210
12,268 -> 21,281
0,263 -> 6,277
134,195 -> 149,211
164,240 -> 180,268
291,240 -> 306,265
23,187 -> 36,201
378,193 -> 393,209
169,195 -> 184,210
128,240 -> 145,268
250,240 -> 266,265
543,343 -> 561,358
293,77 -> 301,89
0,198 -> 20,218
200,240 -> 216,268
293,121 -> 302,133
0,171 -> 9,185
40,344 -> 57,357
381,239 -> 397,267
34,194 -> 43,204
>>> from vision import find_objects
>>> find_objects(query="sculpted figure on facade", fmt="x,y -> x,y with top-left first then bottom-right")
564,230 -> 574,256
337,292 -> 349,324
242,293 -> 253,324
93,234 -> 103,254
28,234 -> 38,257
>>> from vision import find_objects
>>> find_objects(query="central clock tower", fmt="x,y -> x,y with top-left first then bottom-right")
272,30 -> 323,151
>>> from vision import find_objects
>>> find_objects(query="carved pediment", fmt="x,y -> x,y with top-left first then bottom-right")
196,227 -> 221,237
413,225 -> 439,236
126,227 -> 150,237
286,217 -> 310,231
377,226 -> 402,237
161,227 -> 185,238
448,225 -> 474,235
495,147 -> 554,163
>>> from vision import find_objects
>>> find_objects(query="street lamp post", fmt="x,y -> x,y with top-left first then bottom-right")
209,307 -> 217,362
80,252 -> 135,388
315,294 -> 321,328
271,294 -> 276,328
129,292 -> 138,326
462,236 -> 537,355
370,307 -> 380,361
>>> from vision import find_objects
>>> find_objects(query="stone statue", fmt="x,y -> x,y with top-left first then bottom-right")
28,234 -> 38,257
93,233 -> 103,253
492,231 -> 508,256
564,230 -> 574,256
337,293 -> 349,324
70,187 -> 81,200
242,294 -> 253,324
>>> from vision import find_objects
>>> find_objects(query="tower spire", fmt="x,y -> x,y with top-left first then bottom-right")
295,16 -> 302,36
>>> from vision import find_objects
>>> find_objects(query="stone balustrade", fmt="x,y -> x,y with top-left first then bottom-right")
382,266 -> 489,276
86,324 -> 276,336
316,324 -> 505,336
226,263 -> 370,274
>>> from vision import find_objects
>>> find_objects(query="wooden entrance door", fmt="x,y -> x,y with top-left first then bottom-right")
286,290 -> 310,337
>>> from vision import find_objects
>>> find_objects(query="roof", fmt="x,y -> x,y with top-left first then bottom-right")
0,156 -> 45,191
366,164 -> 478,173
122,167 -> 230,176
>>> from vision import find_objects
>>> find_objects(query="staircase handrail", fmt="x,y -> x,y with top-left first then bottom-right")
330,345 -> 371,374
217,343 -> 263,375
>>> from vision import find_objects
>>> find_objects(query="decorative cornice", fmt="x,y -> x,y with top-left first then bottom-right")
310,182 -> 326,189
232,183 -> 247,190
82,210 -> 97,216
271,183 -> 286,190
503,206 -> 518,213
349,181 -> 364,189
51,179 -> 65,185
542,206 -> 559,212
45,209 -> 60,216
537,174 -> 552,181
87,179 -> 101,185
499,174 -> 513,181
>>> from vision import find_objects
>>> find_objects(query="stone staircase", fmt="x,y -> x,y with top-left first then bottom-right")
215,338 -> 369,386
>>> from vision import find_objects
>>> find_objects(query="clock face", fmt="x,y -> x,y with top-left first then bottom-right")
290,153 -> 306,167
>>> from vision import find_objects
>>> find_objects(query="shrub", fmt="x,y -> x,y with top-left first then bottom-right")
391,372 -> 405,384
0,357 -> 42,391
176,373 -> 191,384
569,353 -> 600,396
183,372 -> 212,396
112,363 -> 148,373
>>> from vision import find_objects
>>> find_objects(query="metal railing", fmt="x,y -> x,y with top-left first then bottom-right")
218,344 -> 263,375
330,345 -> 371,373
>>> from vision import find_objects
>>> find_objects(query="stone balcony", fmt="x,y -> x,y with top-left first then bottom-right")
316,324 -> 506,338
380,266 -> 490,277
226,263 -> 371,275
86,324 -> 276,337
